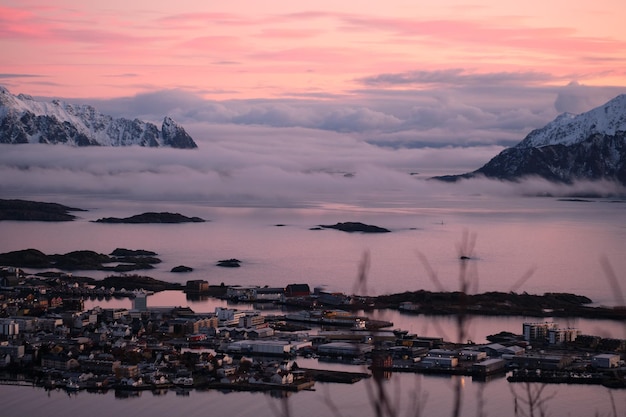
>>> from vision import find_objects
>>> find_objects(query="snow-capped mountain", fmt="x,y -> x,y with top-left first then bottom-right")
0,86 -> 197,148
437,94 -> 626,185
518,94 -> 626,148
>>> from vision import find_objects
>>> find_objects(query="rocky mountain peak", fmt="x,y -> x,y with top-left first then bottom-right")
517,94 -> 626,149
0,86 -> 198,149
436,94 -> 626,185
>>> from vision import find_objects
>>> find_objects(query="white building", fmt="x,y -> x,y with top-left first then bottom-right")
215,307 -> 246,326
252,287 -> 284,301
548,328 -> 580,345
523,322 -> 558,342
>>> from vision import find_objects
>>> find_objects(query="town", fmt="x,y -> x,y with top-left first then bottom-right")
1,267 -> 625,396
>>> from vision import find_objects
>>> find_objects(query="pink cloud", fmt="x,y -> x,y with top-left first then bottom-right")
340,16 -> 626,56
2,3 -> 625,100
256,28 -> 321,39
156,12 -> 251,28
250,46 -> 364,63
0,6 -> 51,39
177,36 -> 248,59
0,5 -> 162,49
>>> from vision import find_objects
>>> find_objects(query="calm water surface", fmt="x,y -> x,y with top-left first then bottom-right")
1,195 -> 625,416
2,369 -> 625,417
2,195 -> 625,304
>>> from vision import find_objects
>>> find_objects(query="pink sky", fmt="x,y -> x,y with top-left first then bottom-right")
1,0 -> 626,100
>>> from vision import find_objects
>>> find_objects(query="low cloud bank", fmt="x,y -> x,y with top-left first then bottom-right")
5,80 -> 623,207
1,134 -> 622,211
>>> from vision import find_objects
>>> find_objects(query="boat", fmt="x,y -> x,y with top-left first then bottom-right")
65,380 -> 80,391
173,377 -> 194,387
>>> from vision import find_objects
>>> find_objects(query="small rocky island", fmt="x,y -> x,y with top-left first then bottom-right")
94,212 -> 205,224
318,222 -> 391,233
171,265 -> 194,273
217,258 -> 242,268
0,248 -> 161,272
0,199 -> 86,221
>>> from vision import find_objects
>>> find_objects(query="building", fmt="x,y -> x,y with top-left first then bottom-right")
0,319 -> 19,338
421,356 -> 458,368
399,336 -> 443,349
522,322 -> 558,343
460,350 -> 487,361
238,314 -> 266,329
81,358 -> 121,374
185,280 -> 209,293
591,354 -> 621,369
226,340 -> 312,356
226,286 -> 258,301
427,349 -> 457,358
104,308 -> 129,321
115,364 -> 139,379
480,343 -> 525,357
0,267 -> 19,287
548,327 -> 580,345
317,342 -> 374,357
252,287 -> 284,301
38,317 -> 63,332
317,291 -> 349,306
215,307 -> 246,326
41,353 -> 79,371
507,354 -> 573,370
472,358 -> 506,376
132,293 -> 147,311
246,327 -> 275,339
0,343 -> 25,360
189,316 -> 219,332
284,284 -> 310,298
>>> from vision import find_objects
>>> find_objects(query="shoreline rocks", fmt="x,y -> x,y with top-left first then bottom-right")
0,248 -> 161,272
0,198 -> 86,221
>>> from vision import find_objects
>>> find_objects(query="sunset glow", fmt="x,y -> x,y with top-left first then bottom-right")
2,0 -> 626,100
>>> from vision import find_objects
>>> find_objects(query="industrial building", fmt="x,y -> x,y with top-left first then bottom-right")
317,342 -> 374,357
506,354 -> 573,370
591,353 -> 621,369
226,340 -> 312,356
472,358 -> 506,376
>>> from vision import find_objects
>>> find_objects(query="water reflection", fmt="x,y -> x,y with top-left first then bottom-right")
84,290 -> 626,343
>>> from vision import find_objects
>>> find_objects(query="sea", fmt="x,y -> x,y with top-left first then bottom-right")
1,193 -> 625,416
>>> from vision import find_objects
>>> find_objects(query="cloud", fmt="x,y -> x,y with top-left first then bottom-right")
29,77 -> 625,157
102,73 -> 139,78
0,73 -> 44,79
1,139 -> 621,213
75,83 -> 555,144
0,111 -> 507,208
340,15 -> 626,56
553,81 -> 625,114
357,69 -> 554,87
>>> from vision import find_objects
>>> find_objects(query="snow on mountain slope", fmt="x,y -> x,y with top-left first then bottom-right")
518,94 -> 626,148
0,86 -> 197,148
434,94 -> 626,186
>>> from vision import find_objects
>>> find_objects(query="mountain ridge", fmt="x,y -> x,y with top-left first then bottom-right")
436,94 -> 626,185
0,86 -> 197,148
